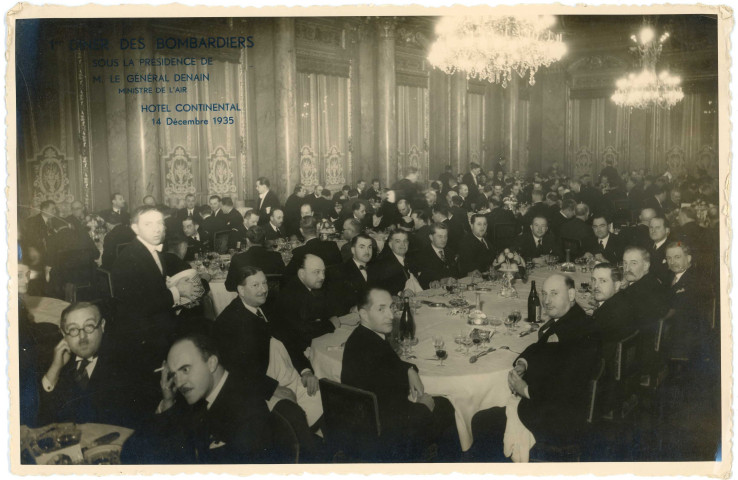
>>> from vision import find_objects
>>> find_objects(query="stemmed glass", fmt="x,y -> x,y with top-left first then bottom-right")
433,336 -> 446,366
454,330 -> 465,352
504,315 -> 515,335
461,335 -> 473,356
478,329 -> 491,346
510,310 -> 522,331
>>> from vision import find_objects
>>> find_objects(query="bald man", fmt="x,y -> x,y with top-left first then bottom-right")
470,274 -> 599,461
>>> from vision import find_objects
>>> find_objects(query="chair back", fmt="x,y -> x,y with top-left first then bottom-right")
319,378 -> 381,456
615,330 -> 640,382
265,410 -> 300,463
213,230 -> 231,254
586,357 -> 606,424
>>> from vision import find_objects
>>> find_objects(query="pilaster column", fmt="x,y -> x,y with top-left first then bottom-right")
375,18 -> 397,185
123,24 -> 161,205
503,74 -> 520,172
450,72 -> 468,172
273,18 -> 300,197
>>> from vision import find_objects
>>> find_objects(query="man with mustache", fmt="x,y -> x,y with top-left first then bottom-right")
123,334 -> 270,464
39,302 -> 135,427
621,246 -> 669,330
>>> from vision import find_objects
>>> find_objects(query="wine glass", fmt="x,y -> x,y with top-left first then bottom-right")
504,315 -> 515,335
461,335 -> 473,356
433,336 -> 446,366
478,329 -> 491,347
511,310 -> 522,331
471,331 -> 482,352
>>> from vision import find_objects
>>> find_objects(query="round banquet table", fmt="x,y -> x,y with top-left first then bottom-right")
309,267 -> 591,452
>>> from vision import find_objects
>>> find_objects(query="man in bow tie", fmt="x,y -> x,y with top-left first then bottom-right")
458,214 -> 495,276
100,192 -> 130,226
327,233 -> 377,314
39,302 -> 136,427
470,274 -> 598,461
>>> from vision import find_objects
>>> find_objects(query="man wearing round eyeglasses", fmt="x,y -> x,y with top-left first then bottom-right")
39,302 -> 134,427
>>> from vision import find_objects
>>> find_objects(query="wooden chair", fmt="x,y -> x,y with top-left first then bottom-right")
265,410 -> 300,463
319,378 -> 381,462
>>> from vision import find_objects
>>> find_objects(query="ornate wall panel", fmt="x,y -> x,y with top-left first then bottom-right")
296,72 -> 351,190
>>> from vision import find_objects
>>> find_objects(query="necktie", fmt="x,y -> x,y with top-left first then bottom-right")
256,309 -> 267,322
439,249 -> 446,262
277,228 -> 283,237
538,318 -> 556,342
481,238 -> 489,250
74,358 -> 90,389
599,239 -> 604,250
358,264 -> 367,281
189,209 -> 193,217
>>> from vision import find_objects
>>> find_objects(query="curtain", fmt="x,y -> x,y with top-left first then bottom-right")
569,98 -> 629,180
297,72 -> 351,190
155,52 -> 248,206
397,85 -> 429,181
517,98 -> 530,175
467,92 -> 485,168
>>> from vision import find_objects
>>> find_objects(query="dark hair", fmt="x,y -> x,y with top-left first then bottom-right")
60,302 -> 101,332
592,214 -> 612,225
413,210 -> 431,224
343,218 -> 361,233
388,229 -> 409,242
546,192 -> 560,203
351,233 -> 373,248
222,197 -> 234,207
651,216 -> 670,229
244,210 -> 260,222
244,225 -> 266,245
665,240 -> 692,255
342,185 -> 351,192
433,205 -> 450,217
357,287 -> 390,311
530,215 -> 548,226
110,192 -> 123,202
237,265 -> 264,286
185,193 -> 195,200
372,178 -> 380,184
592,262 -> 622,283
470,213 -> 487,225
352,202 -> 365,213
470,162 -> 481,170
429,222 -> 448,235
293,184 -> 304,194
131,205 -> 163,224
348,189 -> 359,197
299,253 -> 322,270
270,208 -> 284,218
256,177 -> 270,188
451,196 -> 464,207
322,189 -> 332,197
299,216 -> 318,236
40,200 -> 56,211
199,205 -> 213,216
209,195 -> 221,203
561,199 -> 577,211
171,333 -> 220,363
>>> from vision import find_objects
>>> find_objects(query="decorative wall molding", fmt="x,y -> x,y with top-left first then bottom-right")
602,145 -> 620,168
324,145 -> 346,186
208,146 -> 237,196
296,52 -> 352,77
665,145 -> 686,176
295,19 -> 345,48
31,145 -> 73,208
573,145 -> 594,179
164,145 -> 197,199
300,145 -> 318,187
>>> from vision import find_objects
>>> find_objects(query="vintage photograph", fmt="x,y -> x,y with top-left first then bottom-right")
9,4 -> 730,474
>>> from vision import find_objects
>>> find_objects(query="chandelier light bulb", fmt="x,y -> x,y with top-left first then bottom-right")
639,27 -> 655,44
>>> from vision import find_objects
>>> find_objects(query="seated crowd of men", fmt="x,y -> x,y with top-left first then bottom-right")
18,161 -> 720,462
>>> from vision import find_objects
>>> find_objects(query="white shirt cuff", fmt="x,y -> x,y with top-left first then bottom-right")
515,358 -> 528,371
42,375 -> 55,392
300,369 -> 313,376
170,286 -> 181,306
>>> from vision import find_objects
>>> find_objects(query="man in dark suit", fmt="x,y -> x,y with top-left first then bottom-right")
39,302 -> 136,427
23,200 -> 59,255
111,206 -> 201,414
64,200 -> 87,232
284,216 -> 342,279
412,223 -> 458,289
99,193 -> 130,226
642,185 -> 667,217
368,229 -> 418,296
548,199 -> 577,238
665,242 -> 710,362
255,177 -> 281,226
123,334 -> 271,464
221,197 -> 244,230
521,190 -> 550,227
648,216 -> 672,284
559,203 -> 596,258
513,215 -> 562,262
435,204 -> 466,255
458,214 -> 495,276
583,215 -> 625,264
207,195 -> 228,234
283,184 -> 307,237
342,288 -> 461,461
674,207 -> 709,268
484,197 -> 517,250
214,267 -> 324,460
363,178 -> 382,202
470,274 -> 599,460
622,246 -> 669,333
462,162 -> 483,197
181,217 -> 209,261
176,193 -> 203,226
45,222 -> 100,299
391,166 -> 421,203
620,207 -> 657,249
327,234 -> 376,315
264,208 -> 287,241
276,254 -> 341,352
101,220 -> 136,270
225,226 -> 285,291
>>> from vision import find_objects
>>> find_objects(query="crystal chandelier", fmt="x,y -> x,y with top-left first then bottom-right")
611,26 -> 684,110
427,15 -> 567,87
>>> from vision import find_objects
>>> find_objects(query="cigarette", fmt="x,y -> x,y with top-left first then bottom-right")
154,367 -> 165,373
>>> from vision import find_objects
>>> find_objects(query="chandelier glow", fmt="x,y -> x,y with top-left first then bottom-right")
427,15 -> 566,87
611,27 -> 684,110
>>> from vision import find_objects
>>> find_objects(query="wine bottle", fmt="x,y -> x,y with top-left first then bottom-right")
399,297 -> 410,340
528,281 -> 541,323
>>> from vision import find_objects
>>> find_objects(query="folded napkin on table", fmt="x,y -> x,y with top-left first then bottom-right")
503,394 -> 536,463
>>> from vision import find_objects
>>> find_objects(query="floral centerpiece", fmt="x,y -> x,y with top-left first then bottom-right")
84,214 -> 107,243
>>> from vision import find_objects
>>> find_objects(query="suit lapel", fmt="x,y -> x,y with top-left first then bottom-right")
135,239 -> 164,278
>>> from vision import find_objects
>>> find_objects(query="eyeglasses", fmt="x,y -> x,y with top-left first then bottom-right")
63,321 -> 101,337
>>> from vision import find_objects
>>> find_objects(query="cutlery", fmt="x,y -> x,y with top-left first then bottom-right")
469,347 -> 496,363
83,432 -> 120,452
420,300 -> 447,307
499,346 -> 521,354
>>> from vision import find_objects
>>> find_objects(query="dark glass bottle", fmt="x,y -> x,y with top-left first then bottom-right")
528,281 -> 541,323
399,297 -> 416,340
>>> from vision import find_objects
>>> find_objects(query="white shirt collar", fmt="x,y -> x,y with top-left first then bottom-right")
432,245 -> 444,257
599,235 -> 609,247
205,370 -> 229,410
393,252 -> 405,266
75,355 -> 98,375
353,258 -> 367,269
240,298 -> 265,318
259,191 -> 267,200
137,235 -> 163,253
270,222 -> 279,231
673,270 -> 687,284
654,238 -> 667,249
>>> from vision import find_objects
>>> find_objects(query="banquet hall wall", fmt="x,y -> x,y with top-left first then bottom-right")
15,16 -> 718,219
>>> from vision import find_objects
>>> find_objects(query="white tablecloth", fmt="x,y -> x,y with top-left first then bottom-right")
310,269 -> 590,452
